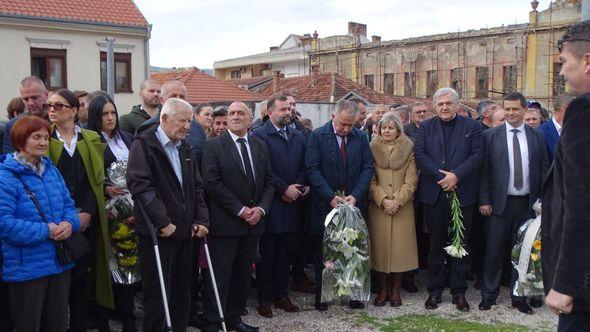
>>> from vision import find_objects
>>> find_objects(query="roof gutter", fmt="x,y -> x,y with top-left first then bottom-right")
0,13 -> 149,35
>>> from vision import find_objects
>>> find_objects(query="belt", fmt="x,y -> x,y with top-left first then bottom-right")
507,195 -> 529,200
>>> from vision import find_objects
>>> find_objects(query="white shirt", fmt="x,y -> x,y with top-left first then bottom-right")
155,125 -> 183,187
332,123 -> 347,147
552,117 -> 562,136
102,131 -> 129,161
506,122 -> 530,196
55,125 -> 82,157
228,130 -> 256,180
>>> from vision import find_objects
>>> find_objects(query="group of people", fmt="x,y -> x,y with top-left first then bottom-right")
0,20 -> 589,332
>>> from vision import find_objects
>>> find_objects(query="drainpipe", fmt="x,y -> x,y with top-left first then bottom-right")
144,24 -> 152,79
583,0 -> 590,21
106,36 -> 115,100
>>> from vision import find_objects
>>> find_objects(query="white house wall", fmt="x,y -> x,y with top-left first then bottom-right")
0,25 -> 147,120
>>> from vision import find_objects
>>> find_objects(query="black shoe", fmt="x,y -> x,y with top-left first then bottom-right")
424,295 -> 441,310
241,309 -> 248,316
478,298 -> 496,311
314,302 -> 328,311
512,300 -> 534,315
233,322 -> 259,332
452,295 -> 470,312
529,295 -> 543,308
349,300 -> 365,309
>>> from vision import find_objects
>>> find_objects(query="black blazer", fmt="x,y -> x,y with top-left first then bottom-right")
201,131 -> 275,237
414,115 -> 484,206
541,93 -> 590,312
479,124 -> 548,216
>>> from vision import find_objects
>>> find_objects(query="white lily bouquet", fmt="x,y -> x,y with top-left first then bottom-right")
444,191 -> 468,258
321,202 -> 370,303
106,160 -> 140,285
511,200 -> 543,296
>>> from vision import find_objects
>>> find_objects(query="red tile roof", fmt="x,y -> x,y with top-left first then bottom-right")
258,73 -> 430,106
0,0 -> 149,28
151,67 -> 264,104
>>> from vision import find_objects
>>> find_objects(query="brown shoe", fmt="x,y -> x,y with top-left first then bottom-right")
256,302 -> 273,318
390,273 -> 403,307
274,297 -> 300,313
373,272 -> 389,307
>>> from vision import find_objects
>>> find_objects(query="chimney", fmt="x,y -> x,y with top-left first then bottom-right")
270,46 -> 279,52
272,70 -> 282,92
371,35 -> 381,43
348,22 -> 367,37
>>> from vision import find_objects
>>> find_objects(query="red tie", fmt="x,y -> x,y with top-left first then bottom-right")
340,135 -> 347,165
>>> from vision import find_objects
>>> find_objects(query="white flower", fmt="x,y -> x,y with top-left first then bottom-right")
342,227 -> 359,243
533,281 -> 544,289
445,245 -> 469,258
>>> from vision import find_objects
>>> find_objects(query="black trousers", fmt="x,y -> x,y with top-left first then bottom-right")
139,235 -> 193,332
310,234 -> 324,304
558,311 -> 590,332
470,209 -> 487,279
257,231 -> 298,303
0,280 -> 12,332
10,270 -> 70,332
424,193 -> 474,297
203,235 -> 257,328
482,196 -> 531,302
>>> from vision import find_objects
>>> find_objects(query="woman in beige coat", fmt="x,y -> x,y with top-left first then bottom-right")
369,112 -> 419,307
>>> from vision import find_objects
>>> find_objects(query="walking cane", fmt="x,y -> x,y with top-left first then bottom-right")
138,201 -> 173,332
203,236 -> 227,332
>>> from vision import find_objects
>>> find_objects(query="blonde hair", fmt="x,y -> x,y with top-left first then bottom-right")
378,112 -> 404,137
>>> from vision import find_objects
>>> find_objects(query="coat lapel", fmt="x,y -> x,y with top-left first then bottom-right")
222,132 -> 247,179
324,121 -> 342,167
498,125 -> 510,178
449,116 -> 464,161
525,125 -> 535,164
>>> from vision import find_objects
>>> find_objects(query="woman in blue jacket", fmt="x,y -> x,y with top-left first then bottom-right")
0,115 -> 80,332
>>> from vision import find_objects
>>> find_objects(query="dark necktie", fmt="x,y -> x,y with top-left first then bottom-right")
339,135 -> 347,166
279,128 -> 288,140
511,129 -> 523,190
237,138 -> 255,190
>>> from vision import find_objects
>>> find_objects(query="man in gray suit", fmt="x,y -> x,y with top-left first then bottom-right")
478,92 -> 549,314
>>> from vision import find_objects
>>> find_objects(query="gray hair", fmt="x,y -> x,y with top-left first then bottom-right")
334,100 -> 359,116
378,112 -> 404,136
160,98 -> 193,122
433,87 -> 459,106
409,101 -> 427,113
554,92 -> 574,112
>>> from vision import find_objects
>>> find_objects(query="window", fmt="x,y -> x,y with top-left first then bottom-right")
427,70 -> 438,98
384,73 -> 394,95
503,65 -> 517,94
364,74 -> 374,89
553,62 -> 566,97
475,66 -> 489,98
404,72 -> 416,97
31,48 -> 67,90
450,68 -> 463,97
100,52 -> 132,93
231,70 -> 242,79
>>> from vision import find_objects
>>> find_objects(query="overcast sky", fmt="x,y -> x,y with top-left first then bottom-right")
134,0 -> 551,69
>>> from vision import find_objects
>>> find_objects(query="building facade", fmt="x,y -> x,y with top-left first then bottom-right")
309,1 -> 579,110
0,0 -> 151,119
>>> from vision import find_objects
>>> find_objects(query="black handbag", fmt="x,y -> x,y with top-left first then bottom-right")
11,172 -> 89,265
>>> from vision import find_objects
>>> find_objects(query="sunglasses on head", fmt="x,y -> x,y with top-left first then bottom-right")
557,38 -> 590,53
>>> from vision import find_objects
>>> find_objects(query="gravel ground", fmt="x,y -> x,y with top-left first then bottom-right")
110,270 -> 557,331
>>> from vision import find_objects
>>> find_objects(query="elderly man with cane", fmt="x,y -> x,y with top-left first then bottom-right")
127,98 -> 210,332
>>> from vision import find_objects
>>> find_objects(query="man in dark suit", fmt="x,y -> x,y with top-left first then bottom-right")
201,101 -> 275,332
478,92 -> 549,314
414,87 -> 484,312
404,102 -> 428,141
543,21 -> 590,330
539,93 -> 574,163
252,93 -> 308,318
306,100 -> 374,311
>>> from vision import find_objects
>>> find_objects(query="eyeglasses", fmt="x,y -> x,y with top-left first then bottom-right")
557,38 -> 590,53
46,103 -> 73,111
